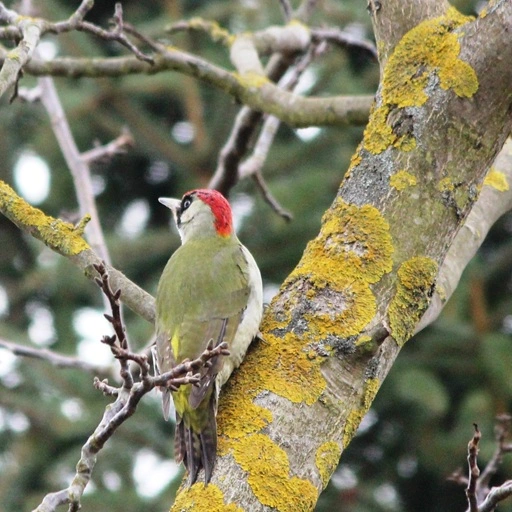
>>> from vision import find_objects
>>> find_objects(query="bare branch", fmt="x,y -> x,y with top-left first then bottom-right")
32,264 -> 229,512
38,76 -> 112,265
0,1 -> 155,102
252,171 -> 293,221
466,424 -> 481,512
0,338 -> 108,375
0,180 -> 156,324
450,418 -> 512,512
479,482 -> 512,512
0,47 -> 372,127
0,4 -> 44,99
311,27 -> 378,60
94,262 -> 134,389
279,0 -> 293,22
49,1 -> 154,64
479,414 -> 512,498
81,130 -> 134,164
239,43 -> 325,219
208,54 -> 294,194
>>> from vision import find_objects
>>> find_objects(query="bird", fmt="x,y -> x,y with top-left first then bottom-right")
155,189 -> 263,485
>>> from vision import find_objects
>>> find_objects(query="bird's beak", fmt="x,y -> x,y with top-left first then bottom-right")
158,197 -> 182,224
158,197 -> 181,212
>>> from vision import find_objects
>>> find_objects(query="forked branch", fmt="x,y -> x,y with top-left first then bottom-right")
32,263 -> 228,512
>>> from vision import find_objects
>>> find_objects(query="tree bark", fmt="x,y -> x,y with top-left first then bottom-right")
171,2 -> 512,510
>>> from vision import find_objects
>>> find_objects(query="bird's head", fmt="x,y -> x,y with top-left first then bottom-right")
159,189 -> 233,244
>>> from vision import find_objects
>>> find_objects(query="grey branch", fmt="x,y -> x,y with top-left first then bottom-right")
0,4 -> 43,99
0,338 -> 109,375
81,130 -> 134,164
417,138 -> 512,334
450,417 -> 512,512
38,75 -> 112,265
478,482 -> 512,512
478,415 -> 512,498
239,44 -> 325,219
32,265 -> 228,512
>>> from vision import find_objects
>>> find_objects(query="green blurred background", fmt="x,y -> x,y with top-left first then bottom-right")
1,1 -> 511,511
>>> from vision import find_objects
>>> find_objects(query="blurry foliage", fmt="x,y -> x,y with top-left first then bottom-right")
1,0 -> 511,511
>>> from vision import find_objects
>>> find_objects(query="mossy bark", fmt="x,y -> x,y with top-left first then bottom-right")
174,1 -> 512,510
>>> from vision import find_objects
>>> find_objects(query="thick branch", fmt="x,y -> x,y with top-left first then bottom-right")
0,49 -> 373,127
0,7 -> 43,98
0,180 -> 156,323
417,138 -> 512,332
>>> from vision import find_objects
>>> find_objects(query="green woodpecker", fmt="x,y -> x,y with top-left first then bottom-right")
155,189 -> 263,485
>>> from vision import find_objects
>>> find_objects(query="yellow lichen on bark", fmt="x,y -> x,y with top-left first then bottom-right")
217,199 -> 393,504
389,256 -> 439,346
217,388 -> 273,454
437,177 -> 455,192
382,7 -> 477,108
172,483 -> 244,512
363,7 -> 478,155
302,281 -> 377,339
0,180 -> 90,256
316,441 -> 342,488
218,319 -> 326,452
235,71 -> 269,89
231,434 -> 317,512
363,104 -> 417,154
291,199 -> 394,286
390,170 -> 417,191
484,169 -> 509,191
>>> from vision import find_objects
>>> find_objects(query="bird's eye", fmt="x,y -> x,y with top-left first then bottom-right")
181,196 -> 192,211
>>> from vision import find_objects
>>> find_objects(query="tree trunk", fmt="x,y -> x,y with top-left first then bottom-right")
171,1 -> 512,510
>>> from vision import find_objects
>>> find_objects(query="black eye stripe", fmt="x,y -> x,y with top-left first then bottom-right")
181,195 -> 193,212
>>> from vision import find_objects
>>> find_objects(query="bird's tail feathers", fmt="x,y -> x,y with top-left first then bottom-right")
174,394 -> 217,485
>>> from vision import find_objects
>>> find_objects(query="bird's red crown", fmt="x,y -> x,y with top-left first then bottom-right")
188,189 -> 233,237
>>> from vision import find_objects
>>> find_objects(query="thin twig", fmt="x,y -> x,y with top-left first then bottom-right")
252,171 -> 293,221
311,27 -> 378,60
81,130 -> 134,164
32,264 -> 229,512
466,424 -> 481,512
478,414 -> 512,499
279,0 -> 293,22
51,1 -> 154,63
0,338 -> 108,375
94,262 -> 133,388
251,170 -> 293,221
